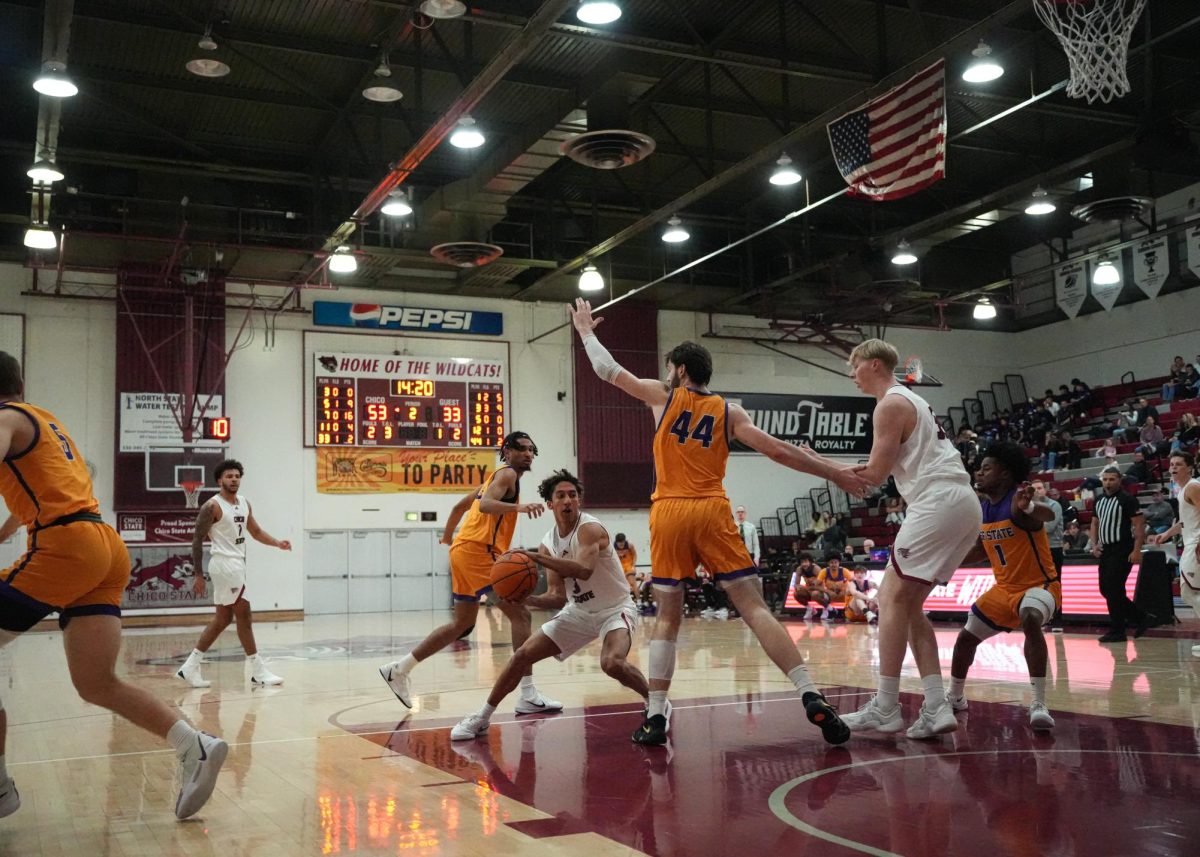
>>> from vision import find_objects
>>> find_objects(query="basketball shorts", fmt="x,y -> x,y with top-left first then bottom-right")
0,517 -> 129,633
649,497 -> 756,588
450,541 -> 496,602
889,481 -> 982,586
1180,546 -> 1200,611
541,600 -> 638,661
967,582 -> 1061,638
208,556 -> 247,606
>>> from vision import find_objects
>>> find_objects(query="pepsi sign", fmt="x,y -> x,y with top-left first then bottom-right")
313,300 -> 503,336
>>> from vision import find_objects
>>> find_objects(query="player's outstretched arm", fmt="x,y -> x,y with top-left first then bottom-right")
726,403 -> 875,496
247,503 -> 291,550
514,522 -> 604,580
1011,483 -> 1055,531
848,396 -> 909,485
569,298 -> 669,408
524,545 -> 568,610
477,468 -> 544,518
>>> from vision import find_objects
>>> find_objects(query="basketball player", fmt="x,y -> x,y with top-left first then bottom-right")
0,351 -> 225,819
614,533 -> 638,594
1149,451 -> 1200,657
379,432 -> 562,714
839,339 -> 981,740
946,442 -> 1060,730
450,469 -> 647,739
570,299 -> 874,746
177,459 -> 291,688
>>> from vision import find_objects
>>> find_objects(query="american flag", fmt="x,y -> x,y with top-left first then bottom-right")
827,60 -> 946,201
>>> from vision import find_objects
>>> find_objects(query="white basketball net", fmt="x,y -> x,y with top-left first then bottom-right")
1033,0 -> 1147,104
180,482 -> 203,509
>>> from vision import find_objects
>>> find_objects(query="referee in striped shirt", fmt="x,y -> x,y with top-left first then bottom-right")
1088,465 -> 1150,642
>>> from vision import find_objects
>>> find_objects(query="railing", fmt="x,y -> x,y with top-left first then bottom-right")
776,507 -> 799,536
761,517 -> 782,537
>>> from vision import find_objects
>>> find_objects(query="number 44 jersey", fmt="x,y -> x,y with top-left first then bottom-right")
652,387 -> 730,502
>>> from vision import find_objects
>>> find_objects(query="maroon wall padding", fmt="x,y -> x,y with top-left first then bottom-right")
114,264 -> 226,512
573,302 -> 659,507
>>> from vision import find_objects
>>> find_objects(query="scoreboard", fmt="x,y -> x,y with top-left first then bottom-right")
313,352 -> 506,449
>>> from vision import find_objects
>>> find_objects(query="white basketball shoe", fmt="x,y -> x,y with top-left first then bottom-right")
905,701 -> 958,739
175,732 -> 228,819
840,696 -> 905,733
379,663 -> 413,708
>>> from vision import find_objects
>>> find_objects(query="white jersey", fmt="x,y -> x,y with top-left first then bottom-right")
882,384 -> 970,501
1180,479 -> 1200,547
209,494 -> 248,560
540,512 -> 631,613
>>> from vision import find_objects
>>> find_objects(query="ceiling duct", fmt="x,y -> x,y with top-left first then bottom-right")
561,82 -> 655,170
1070,195 -> 1153,223
430,241 -> 504,268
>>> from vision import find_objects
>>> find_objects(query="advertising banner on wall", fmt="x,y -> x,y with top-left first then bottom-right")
1132,235 -> 1169,299
720,392 -> 875,456
119,393 -> 224,453
1054,260 -> 1087,318
313,300 -> 503,336
121,545 -> 212,610
316,448 -> 496,494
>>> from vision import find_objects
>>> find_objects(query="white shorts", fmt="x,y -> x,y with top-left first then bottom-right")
1181,547 -> 1200,611
890,481 -> 982,586
208,556 -> 247,606
541,601 -> 638,661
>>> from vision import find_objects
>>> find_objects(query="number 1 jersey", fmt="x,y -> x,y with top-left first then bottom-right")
210,494 -> 249,560
652,387 -> 729,502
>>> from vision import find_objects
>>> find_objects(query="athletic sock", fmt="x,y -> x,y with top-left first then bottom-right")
478,702 -> 496,722
648,690 -> 669,718
519,675 -> 535,697
187,648 -> 204,664
921,673 -> 945,707
787,664 -> 819,697
1030,676 -> 1047,705
167,720 -> 199,758
948,676 -> 967,700
395,653 -> 418,675
876,675 -> 901,710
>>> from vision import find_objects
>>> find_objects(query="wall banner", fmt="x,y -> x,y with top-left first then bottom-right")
313,300 -> 503,336
1132,235 -> 1169,299
1054,260 -> 1087,318
721,392 -> 875,455
316,448 -> 496,494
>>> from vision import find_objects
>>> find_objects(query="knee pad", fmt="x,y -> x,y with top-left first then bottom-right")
456,624 -> 475,641
963,612 -> 1001,642
1020,588 -> 1057,625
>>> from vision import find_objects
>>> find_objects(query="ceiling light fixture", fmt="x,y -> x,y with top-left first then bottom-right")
32,61 -> 77,97
769,153 -> 802,186
23,222 -> 57,250
576,1 -> 622,25
27,151 -> 64,183
328,247 -> 358,274
448,116 -> 485,149
186,29 -> 231,78
891,240 -> 917,265
962,41 -> 1003,83
1024,186 -> 1056,216
381,190 -> 413,216
973,297 -> 997,320
661,215 -> 689,244
579,264 -> 604,292
419,0 -> 467,19
362,60 -> 403,102
1092,255 -> 1120,286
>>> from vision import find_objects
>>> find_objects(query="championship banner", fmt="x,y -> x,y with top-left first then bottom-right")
1187,223 -> 1200,281
316,448 -> 495,494
1054,260 -> 1087,318
721,392 -> 874,456
1089,257 -> 1122,311
1132,235 -> 1169,299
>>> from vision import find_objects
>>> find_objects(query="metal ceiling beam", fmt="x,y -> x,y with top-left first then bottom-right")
514,0 -> 1034,301
29,0 -> 74,230
318,0 -> 577,255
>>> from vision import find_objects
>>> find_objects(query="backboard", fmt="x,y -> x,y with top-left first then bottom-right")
144,444 -> 227,506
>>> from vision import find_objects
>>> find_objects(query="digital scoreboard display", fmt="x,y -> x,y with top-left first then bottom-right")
313,352 -> 506,449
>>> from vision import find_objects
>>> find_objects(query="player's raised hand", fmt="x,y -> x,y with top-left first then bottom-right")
519,502 -> 545,518
569,298 -> 604,338
277,539 -> 292,551
1014,481 -> 1036,509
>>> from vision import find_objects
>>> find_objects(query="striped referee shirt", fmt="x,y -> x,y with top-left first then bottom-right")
1093,489 -> 1142,547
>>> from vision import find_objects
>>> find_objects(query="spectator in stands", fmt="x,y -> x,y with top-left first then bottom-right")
884,497 -> 906,530
846,567 -> 878,624
1138,415 -> 1165,457
1113,400 -> 1139,442
1094,437 -> 1118,459
1048,485 -> 1078,527
861,538 -> 876,559
1040,430 -> 1061,471
816,554 -> 850,622
821,514 -> 848,557
1135,396 -> 1160,428
1068,379 -> 1093,419
1058,430 -> 1083,471
812,511 -> 831,539
1143,489 -> 1174,535
1032,479 -> 1064,574
697,567 -> 728,620
1043,396 -> 1062,424
842,543 -> 856,563
1164,356 -> 1187,402
793,555 -> 831,621
734,505 -> 760,567
956,428 -> 978,465
1122,451 -> 1152,489
1180,362 -> 1200,399
1172,412 -> 1200,453
1062,520 -> 1091,553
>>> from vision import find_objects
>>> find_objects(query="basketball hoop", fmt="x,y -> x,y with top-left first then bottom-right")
1033,0 -> 1148,104
900,356 -> 924,385
180,480 -> 203,510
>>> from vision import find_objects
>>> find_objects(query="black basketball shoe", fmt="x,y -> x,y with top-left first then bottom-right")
632,714 -> 669,745
803,691 -> 851,745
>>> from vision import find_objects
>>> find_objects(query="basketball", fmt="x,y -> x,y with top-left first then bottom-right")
489,550 -> 539,601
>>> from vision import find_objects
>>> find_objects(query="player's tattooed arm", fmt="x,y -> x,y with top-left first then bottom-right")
192,500 -> 218,593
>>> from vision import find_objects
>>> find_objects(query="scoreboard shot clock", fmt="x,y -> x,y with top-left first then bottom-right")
313,352 -> 507,449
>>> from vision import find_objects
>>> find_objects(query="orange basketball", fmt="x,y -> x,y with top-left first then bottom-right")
489,550 -> 539,602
